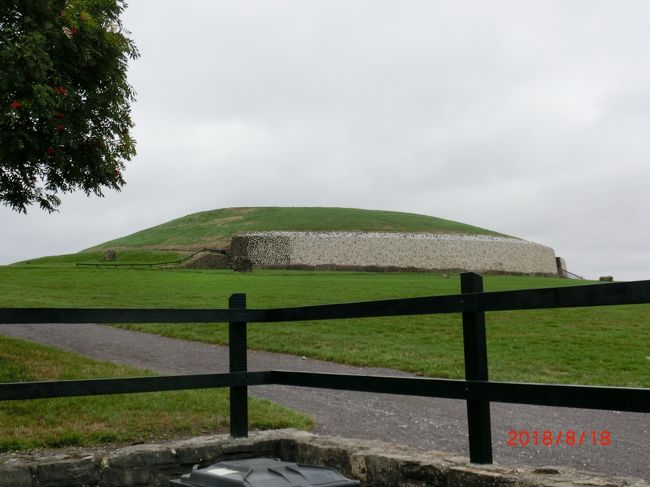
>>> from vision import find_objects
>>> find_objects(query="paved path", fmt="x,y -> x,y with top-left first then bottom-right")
0,323 -> 647,480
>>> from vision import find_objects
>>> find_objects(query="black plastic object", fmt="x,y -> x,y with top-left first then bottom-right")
170,458 -> 360,487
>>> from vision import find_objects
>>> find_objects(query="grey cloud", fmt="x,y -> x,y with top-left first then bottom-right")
1,0 -> 649,281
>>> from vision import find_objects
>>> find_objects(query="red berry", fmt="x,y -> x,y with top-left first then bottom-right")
54,86 -> 68,96
55,124 -> 65,132
46,146 -> 56,155
9,101 -> 23,110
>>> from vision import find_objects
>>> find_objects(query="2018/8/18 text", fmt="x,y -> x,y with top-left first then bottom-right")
507,430 -> 610,447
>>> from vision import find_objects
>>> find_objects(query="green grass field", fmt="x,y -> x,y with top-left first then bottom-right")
1,266 -> 648,388
5,208 -> 645,453
0,334 -> 312,451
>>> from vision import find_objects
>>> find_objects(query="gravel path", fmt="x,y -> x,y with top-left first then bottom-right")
0,323 -> 647,480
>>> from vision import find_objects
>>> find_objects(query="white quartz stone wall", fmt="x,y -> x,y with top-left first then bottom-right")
236,231 -> 558,275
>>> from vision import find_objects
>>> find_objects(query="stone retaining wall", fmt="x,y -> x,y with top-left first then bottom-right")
181,252 -> 230,270
1,430 -> 646,487
231,232 -> 558,275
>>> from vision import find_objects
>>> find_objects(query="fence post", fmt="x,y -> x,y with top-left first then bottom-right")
460,272 -> 493,463
229,293 -> 248,438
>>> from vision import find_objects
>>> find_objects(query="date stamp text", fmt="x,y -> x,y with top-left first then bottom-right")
507,430 -> 611,447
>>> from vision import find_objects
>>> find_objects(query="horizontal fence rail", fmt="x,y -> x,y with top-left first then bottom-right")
268,371 -> 650,413
2,371 -> 647,412
0,372 -> 271,401
2,279 -> 650,325
1,274 -> 649,464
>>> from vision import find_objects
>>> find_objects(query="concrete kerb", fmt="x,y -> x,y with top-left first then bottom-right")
0,429 -> 646,487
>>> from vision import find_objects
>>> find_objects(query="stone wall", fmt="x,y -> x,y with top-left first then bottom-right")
232,232 -> 558,275
1,430 -> 646,487
181,252 -> 230,270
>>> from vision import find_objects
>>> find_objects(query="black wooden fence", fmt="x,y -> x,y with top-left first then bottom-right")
1,273 -> 649,464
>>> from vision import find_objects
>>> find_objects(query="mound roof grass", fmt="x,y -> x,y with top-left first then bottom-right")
88,207 -> 506,251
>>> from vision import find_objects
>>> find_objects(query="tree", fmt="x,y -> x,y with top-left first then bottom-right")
0,0 -> 138,212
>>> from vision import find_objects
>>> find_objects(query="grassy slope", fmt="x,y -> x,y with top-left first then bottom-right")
1,266 -> 647,388
87,207 -> 507,251
0,334 -> 311,451
13,249 -> 188,267
12,207 -> 507,266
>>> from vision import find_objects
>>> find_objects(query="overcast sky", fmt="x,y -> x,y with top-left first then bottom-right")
2,1 -> 649,281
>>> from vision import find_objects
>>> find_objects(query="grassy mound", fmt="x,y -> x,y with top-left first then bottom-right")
88,207 -> 507,251
12,207 -> 507,266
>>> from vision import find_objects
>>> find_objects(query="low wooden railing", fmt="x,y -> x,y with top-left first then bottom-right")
1,273 -> 649,464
